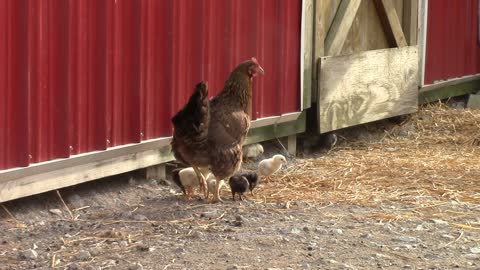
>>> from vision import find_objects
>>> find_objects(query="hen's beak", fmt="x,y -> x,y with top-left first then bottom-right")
256,66 -> 265,75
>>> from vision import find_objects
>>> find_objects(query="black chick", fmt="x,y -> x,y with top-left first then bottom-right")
229,175 -> 249,201
238,171 -> 259,195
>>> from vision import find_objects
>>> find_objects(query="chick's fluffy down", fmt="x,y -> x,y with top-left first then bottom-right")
178,167 -> 211,188
258,154 -> 287,177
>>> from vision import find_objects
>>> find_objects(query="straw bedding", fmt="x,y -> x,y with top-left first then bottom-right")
255,103 -> 480,222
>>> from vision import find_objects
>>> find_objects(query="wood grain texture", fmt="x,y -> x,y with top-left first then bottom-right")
393,0 -> 404,24
418,0 -> 428,86
318,46 -> 419,133
314,0 -> 341,59
313,0 -> 341,102
365,0 -> 391,51
402,0 -> 418,45
467,94 -> 480,109
340,0 -> 364,56
374,0 -> 408,47
0,146 -> 174,202
324,0 -> 362,56
287,135 -> 297,156
341,0 -> 390,55
316,0 -> 404,57
303,0 -> 314,108
145,164 -> 166,180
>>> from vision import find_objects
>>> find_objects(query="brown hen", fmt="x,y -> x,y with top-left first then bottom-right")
171,57 -> 264,202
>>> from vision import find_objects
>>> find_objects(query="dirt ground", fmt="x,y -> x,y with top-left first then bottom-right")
1,104 -> 479,270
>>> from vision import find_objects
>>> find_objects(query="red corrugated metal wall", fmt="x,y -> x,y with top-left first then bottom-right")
0,0 -> 301,170
425,0 -> 480,84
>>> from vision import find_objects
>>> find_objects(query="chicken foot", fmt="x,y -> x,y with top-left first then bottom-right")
192,167 -> 208,199
212,178 -> 226,203
185,186 -> 194,200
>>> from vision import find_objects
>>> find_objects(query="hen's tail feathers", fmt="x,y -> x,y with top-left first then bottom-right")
171,81 -> 210,131
171,168 -> 186,194
171,81 -> 210,157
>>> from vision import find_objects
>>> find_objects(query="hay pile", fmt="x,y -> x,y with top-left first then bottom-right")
258,103 -> 480,222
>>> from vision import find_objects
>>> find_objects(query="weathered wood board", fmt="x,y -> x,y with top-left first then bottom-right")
467,94 -> 480,109
402,0 -> 418,45
314,0 -> 406,58
0,145 -> 175,203
302,0 -> 314,108
374,0 -> 408,47
318,46 -> 419,133
324,0 -> 362,56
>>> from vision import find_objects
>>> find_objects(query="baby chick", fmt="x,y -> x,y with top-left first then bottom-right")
234,170 -> 259,196
228,175 -> 249,201
171,167 -> 211,200
258,154 -> 287,182
205,175 -> 226,202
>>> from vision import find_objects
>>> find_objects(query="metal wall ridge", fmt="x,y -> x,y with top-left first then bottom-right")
0,0 -> 302,170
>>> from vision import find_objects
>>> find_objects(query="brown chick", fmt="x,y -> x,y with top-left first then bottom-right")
171,58 -> 264,202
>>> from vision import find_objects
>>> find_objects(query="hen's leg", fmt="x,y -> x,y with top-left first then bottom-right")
192,167 -> 208,199
212,178 -> 224,203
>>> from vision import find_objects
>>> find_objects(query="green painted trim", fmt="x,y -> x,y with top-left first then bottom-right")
419,80 -> 480,104
246,111 -> 306,145
160,112 -> 306,161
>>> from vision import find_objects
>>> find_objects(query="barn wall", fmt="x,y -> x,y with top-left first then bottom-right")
424,0 -> 480,84
0,0 -> 302,170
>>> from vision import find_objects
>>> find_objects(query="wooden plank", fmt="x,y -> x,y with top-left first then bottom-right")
0,137 -> 172,183
302,0 -> 314,109
467,94 -> 480,109
341,0 -> 395,54
418,0 -> 428,86
318,46 -> 419,133
402,0 -> 418,45
340,0 -> 364,55
313,0 -> 341,101
324,0 -> 362,56
145,164 -> 166,180
0,146 -> 175,202
365,0 -> 390,50
421,74 -> 480,92
287,135 -> 297,156
393,0 -> 404,25
0,112 -> 306,203
419,80 -> 480,104
249,112 -> 301,129
314,0 -> 341,62
246,112 -> 306,145
374,0 -> 408,47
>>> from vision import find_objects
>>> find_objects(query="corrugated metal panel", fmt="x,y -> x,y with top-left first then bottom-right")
0,0 -> 29,169
425,0 -> 480,84
0,0 -> 301,170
